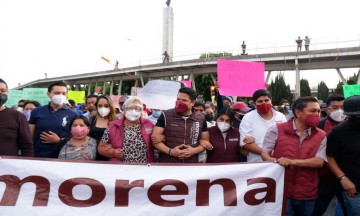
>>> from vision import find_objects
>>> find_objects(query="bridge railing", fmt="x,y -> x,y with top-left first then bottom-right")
102,34 -> 360,70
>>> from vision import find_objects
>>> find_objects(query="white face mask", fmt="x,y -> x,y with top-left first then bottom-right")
98,107 -> 110,117
329,109 -> 346,122
51,94 -> 66,106
16,107 -> 23,113
217,121 -> 231,132
125,109 -> 141,122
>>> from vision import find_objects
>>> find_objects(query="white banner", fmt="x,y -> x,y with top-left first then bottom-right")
137,80 -> 182,110
0,157 -> 284,216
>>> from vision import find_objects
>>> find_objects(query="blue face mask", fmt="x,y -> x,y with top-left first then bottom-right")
152,111 -> 162,118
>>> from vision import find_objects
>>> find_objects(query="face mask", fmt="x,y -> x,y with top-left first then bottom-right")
217,121 -> 231,132
152,111 -> 162,118
125,109 -> 141,122
329,109 -> 346,122
175,100 -> 188,113
16,107 -> 24,112
305,114 -> 321,128
52,94 -> 66,106
0,93 -> 8,107
23,110 -> 31,121
205,114 -> 214,122
98,107 -> 110,117
284,106 -> 290,112
71,126 -> 89,139
256,103 -> 272,114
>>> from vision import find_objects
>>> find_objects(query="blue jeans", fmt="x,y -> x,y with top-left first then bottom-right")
343,192 -> 360,216
286,199 -> 315,216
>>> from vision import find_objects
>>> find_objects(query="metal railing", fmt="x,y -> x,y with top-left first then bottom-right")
80,34 -> 360,72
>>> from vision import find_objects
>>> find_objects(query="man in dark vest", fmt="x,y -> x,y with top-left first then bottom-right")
261,96 -> 327,216
151,87 -> 210,163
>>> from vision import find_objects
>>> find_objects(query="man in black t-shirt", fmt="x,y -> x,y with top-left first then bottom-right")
327,95 -> 360,215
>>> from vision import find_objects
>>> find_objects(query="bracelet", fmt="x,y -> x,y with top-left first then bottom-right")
168,148 -> 172,156
338,175 -> 347,181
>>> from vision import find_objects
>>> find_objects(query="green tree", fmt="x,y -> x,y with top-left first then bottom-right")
317,81 -> 329,101
199,52 -> 232,59
194,74 -> 215,102
300,79 -> 311,97
334,72 -> 359,95
267,74 -> 292,105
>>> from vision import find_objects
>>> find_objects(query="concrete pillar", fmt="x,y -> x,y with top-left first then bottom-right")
87,82 -> 91,96
266,71 -> 272,84
295,58 -> 300,98
102,81 -> 106,95
357,69 -> 360,84
210,74 -> 216,84
118,78 -> 123,96
190,73 -> 196,91
162,6 -> 174,61
110,80 -> 114,96
336,68 -> 347,84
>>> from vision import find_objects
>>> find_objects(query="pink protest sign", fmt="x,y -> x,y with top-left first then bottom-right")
181,80 -> 192,88
217,59 -> 266,97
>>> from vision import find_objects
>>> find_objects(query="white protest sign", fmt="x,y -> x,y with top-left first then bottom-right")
137,80 -> 182,110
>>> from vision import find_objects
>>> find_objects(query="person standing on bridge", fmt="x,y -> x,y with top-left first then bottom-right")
304,36 -> 311,51
296,36 -> 303,52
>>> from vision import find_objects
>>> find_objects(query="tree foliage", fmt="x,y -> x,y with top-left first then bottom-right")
199,52 -> 232,59
317,81 -> 329,101
334,72 -> 359,95
267,74 -> 293,105
300,79 -> 311,97
194,74 -> 215,102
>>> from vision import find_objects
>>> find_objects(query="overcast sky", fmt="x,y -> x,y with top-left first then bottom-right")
1,0 -> 359,89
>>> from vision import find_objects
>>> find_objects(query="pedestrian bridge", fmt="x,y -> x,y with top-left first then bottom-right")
15,46 -> 360,97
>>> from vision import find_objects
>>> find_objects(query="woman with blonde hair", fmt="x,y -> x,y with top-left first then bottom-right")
89,95 -> 117,160
98,96 -> 155,162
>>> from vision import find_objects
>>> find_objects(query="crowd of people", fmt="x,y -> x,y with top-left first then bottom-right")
0,77 -> 359,216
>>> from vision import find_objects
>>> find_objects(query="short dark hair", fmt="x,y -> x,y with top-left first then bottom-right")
86,94 -> 99,103
253,89 -> 271,102
292,96 -> 318,118
68,99 -> 76,107
48,81 -> 67,93
0,78 -> 8,90
217,107 -> 235,122
178,87 -> 197,101
325,94 -> 345,106
194,101 -> 205,110
69,115 -> 90,130
23,100 -> 41,108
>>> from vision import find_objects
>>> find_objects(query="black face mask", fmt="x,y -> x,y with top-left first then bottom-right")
0,93 -> 7,107
205,114 -> 214,122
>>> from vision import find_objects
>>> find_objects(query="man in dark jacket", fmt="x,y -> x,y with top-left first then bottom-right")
151,87 -> 210,163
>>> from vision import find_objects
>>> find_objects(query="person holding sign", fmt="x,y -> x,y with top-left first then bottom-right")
0,78 -> 34,156
151,87 -> 211,163
29,81 -> 78,157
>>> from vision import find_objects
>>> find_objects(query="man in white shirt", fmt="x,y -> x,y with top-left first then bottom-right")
239,89 -> 286,162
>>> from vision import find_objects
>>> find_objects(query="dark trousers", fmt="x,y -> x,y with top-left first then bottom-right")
313,175 -> 347,216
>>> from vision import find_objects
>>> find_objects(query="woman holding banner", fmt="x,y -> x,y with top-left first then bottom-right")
98,96 -> 155,163
89,95 -> 118,160
206,107 -> 242,163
